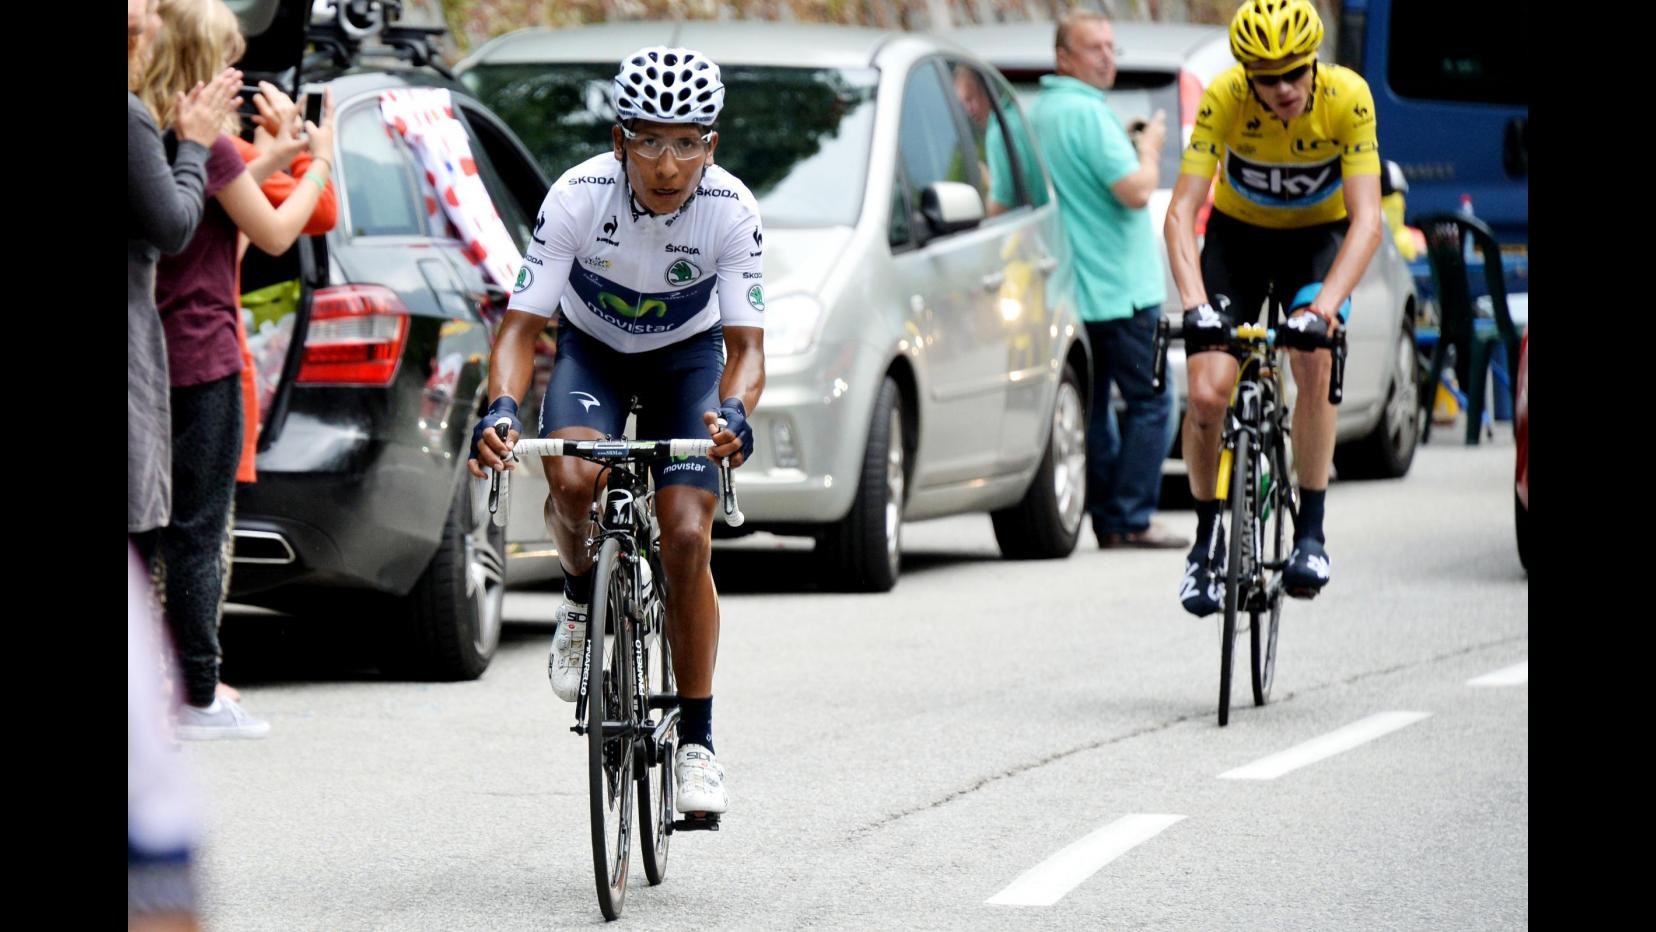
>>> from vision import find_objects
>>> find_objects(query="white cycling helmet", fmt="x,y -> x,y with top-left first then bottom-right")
613,46 -> 725,125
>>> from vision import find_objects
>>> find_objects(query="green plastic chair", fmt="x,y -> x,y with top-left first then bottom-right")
1413,213 -> 1522,445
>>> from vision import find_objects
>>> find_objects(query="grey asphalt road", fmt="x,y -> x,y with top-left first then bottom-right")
188,436 -> 1527,929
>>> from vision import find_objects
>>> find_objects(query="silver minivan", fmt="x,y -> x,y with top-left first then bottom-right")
460,22 -> 1093,591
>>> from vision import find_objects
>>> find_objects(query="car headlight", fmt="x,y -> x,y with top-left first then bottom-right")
763,293 -> 826,357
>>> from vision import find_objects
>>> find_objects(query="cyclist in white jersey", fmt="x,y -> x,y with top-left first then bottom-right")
468,47 -> 765,816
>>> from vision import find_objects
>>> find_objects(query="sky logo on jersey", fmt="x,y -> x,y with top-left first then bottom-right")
666,259 -> 702,286
1226,150 -> 1341,207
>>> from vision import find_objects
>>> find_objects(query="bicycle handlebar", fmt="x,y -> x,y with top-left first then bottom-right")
487,432 -> 745,527
1152,317 -> 1347,405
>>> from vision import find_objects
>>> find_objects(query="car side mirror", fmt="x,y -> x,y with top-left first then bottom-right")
920,181 -> 986,236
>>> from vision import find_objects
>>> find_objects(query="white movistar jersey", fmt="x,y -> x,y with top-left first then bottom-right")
508,153 -> 766,354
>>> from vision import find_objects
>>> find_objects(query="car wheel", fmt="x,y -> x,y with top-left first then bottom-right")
1334,322 -> 1420,479
383,475 -> 505,680
992,363 -> 1086,559
818,375 -> 904,592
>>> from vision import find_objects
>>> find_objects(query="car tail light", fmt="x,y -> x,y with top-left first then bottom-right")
297,284 -> 411,386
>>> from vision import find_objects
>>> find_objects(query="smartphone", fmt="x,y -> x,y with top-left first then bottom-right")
302,85 -> 324,126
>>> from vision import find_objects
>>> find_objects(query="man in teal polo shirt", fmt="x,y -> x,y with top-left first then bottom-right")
1030,9 -> 1185,549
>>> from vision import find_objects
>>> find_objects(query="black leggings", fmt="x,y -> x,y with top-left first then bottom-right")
158,373 -> 243,707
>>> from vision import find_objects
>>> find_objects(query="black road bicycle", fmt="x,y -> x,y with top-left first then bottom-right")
487,419 -> 743,919
1155,302 -> 1346,726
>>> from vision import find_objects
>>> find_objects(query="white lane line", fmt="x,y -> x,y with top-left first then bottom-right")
1468,660 -> 1528,687
986,814 -> 1185,907
1219,711 -> 1433,781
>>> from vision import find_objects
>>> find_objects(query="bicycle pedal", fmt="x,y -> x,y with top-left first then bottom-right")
670,813 -> 722,833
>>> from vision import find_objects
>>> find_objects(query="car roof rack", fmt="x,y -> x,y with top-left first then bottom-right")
305,0 -> 457,81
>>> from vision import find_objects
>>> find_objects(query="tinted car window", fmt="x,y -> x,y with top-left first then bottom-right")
899,60 -> 977,195
464,64 -> 878,228
338,102 -> 426,236
456,113 -> 533,251
1387,0 -> 1526,105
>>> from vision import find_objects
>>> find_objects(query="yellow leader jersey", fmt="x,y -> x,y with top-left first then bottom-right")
1181,62 -> 1380,230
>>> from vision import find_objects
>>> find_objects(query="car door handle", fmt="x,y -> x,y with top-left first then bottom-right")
981,271 -> 1005,292
1037,256 -> 1059,276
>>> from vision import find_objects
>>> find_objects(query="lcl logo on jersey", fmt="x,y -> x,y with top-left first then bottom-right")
1293,138 -> 1340,155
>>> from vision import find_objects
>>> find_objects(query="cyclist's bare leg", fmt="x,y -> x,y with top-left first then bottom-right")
656,484 -> 719,699
1286,347 -> 1335,489
1184,350 -> 1240,499
542,427 -> 606,578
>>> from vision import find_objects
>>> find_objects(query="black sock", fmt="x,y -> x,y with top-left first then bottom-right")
1194,499 -> 1221,552
1297,488 -> 1327,544
678,696 -> 713,755
563,566 -> 594,606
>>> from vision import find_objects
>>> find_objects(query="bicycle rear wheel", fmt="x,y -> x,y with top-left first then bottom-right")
1250,426 -> 1288,707
587,538 -> 634,920
636,560 -> 675,886
1220,430 -> 1254,727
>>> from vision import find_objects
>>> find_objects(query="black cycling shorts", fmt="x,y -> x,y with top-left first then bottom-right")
1198,208 -> 1349,338
540,322 -> 725,496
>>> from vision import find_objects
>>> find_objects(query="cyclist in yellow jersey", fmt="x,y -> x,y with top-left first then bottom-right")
1164,0 -> 1384,615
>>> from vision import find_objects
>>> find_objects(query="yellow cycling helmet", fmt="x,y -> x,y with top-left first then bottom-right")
1229,0 -> 1324,65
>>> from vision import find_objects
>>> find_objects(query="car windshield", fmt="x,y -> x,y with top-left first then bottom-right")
463,63 -> 879,228
1000,69 -> 1182,186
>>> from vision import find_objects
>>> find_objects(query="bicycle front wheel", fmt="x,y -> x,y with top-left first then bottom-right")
1250,426 -> 1288,707
1220,430 -> 1254,727
636,566 -> 675,886
587,538 -> 634,920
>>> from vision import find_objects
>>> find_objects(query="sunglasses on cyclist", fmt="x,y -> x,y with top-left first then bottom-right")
620,125 -> 713,161
1248,62 -> 1312,87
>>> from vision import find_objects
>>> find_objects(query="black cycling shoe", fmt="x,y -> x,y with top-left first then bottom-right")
1179,526 -> 1226,617
1283,537 -> 1331,598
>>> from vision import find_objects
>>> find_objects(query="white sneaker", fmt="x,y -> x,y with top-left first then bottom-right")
547,600 -> 589,702
674,743 -> 727,814
175,697 -> 271,740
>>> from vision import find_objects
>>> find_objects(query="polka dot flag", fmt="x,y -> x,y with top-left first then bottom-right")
378,88 -> 522,294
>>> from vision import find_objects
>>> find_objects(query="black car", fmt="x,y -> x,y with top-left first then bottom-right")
225,0 -> 556,679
